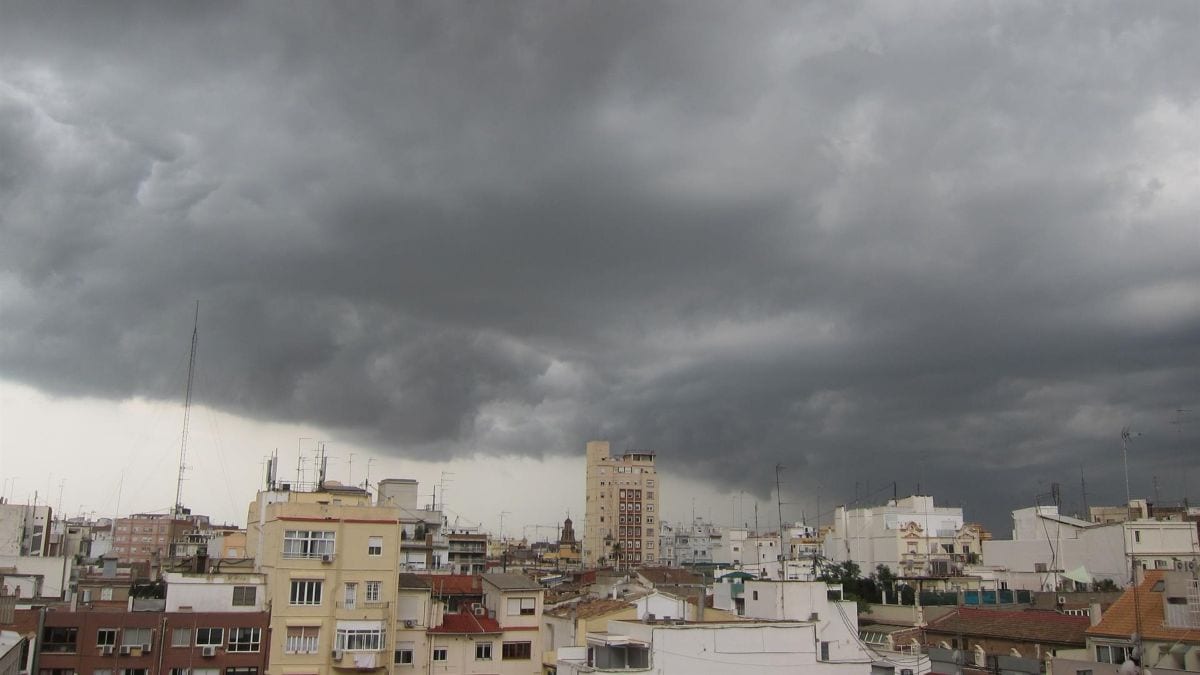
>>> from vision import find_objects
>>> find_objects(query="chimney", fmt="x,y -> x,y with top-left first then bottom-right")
1089,602 -> 1102,626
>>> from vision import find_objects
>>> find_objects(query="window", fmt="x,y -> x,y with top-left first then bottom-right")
1034,562 -> 1048,573
820,641 -> 830,661
502,641 -> 532,660
506,597 -> 536,616
232,586 -> 256,606
224,669 -> 257,675
196,628 -> 224,647
432,648 -> 448,662
170,669 -> 188,675
1076,670 -> 1093,675
227,628 -> 261,653
171,628 -> 191,647
394,642 -> 414,665
344,583 -> 357,610
365,581 -> 381,602
289,580 -> 323,605
1134,531 -> 1141,543
282,530 -> 336,559
97,629 -> 118,646
752,590 -> 759,600
475,642 -> 492,660
95,670 -> 113,675
122,628 -> 151,647
42,627 -> 78,653
1155,559 -> 1168,569
367,536 -> 383,556
120,670 -> 148,675
284,627 -> 319,654
1096,645 -> 1131,664
335,628 -> 383,651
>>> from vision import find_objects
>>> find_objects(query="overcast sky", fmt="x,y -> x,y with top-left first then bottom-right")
1,2 -> 1197,536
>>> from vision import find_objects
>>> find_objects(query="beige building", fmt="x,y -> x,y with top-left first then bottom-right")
246,481 -> 404,675
582,441 -> 660,568
394,572 -> 545,674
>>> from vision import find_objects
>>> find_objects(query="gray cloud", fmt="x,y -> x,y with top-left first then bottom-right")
2,2 -> 1198,531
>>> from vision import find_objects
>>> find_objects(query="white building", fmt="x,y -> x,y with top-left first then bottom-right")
557,618 -> 870,675
659,519 -> 721,566
0,503 -> 52,556
824,495 -> 983,577
163,571 -> 267,612
981,506 -> 1200,591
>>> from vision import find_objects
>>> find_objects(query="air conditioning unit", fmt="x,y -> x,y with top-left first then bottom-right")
321,553 -> 335,563
201,646 -> 217,657
141,644 -> 152,653
403,619 -> 415,628
100,645 -> 115,655
1057,596 -> 1067,605
119,646 -> 133,655
331,649 -> 344,661
473,604 -> 486,616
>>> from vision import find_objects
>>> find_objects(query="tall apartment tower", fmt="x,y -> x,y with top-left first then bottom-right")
583,440 -> 660,568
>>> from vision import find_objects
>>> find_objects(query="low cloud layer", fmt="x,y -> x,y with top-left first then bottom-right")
2,2 -> 1197,530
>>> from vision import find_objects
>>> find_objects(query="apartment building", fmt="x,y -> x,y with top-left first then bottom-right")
246,480 -> 403,675
582,441 -> 660,568
824,495 -> 983,577
23,572 -> 270,675
392,572 -> 545,674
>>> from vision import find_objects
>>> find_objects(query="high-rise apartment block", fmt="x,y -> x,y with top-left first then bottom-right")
582,441 -> 660,568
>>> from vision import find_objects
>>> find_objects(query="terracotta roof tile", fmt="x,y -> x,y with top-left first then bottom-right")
1086,570 -> 1199,644
417,574 -> 481,595
545,598 -> 634,620
927,608 -> 1089,646
428,610 -> 502,635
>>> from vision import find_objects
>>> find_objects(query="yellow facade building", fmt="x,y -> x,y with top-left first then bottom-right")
582,441 -> 660,568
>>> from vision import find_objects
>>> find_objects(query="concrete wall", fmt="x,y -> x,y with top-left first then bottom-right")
0,555 -> 68,598
164,572 -> 266,612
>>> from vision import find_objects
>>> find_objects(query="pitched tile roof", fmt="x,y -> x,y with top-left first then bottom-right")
482,572 -> 542,591
544,598 -> 634,620
926,608 -> 1089,646
637,567 -> 704,586
418,574 -> 481,595
428,610 -> 502,635
1086,570 -> 1199,644
397,573 -> 430,590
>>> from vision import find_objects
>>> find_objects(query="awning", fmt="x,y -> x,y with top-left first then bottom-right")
1061,565 -> 1092,584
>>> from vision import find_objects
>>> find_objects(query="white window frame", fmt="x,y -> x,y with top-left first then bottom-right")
284,626 -> 319,654
367,536 -> 383,556
289,580 -> 323,606
335,628 -> 383,652
282,530 -> 336,559
506,597 -> 536,616
171,628 -> 191,647
227,628 -> 261,653
432,647 -> 448,662
475,641 -> 492,660
365,581 -> 381,602
195,628 -> 224,647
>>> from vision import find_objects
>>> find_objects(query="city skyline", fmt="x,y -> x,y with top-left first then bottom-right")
1,4 -> 1198,535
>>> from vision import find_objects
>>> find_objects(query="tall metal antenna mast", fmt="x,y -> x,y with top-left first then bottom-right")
173,301 -> 199,518
776,464 -> 786,572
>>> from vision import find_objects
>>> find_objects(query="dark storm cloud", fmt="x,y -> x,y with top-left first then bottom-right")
2,2 -> 1198,530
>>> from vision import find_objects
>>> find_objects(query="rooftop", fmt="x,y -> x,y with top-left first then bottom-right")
397,574 -> 430,590
427,610 -> 502,635
1087,570 -> 1200,644
545,598 -> 635,620
482,572 -> 542,591
927,608 -> 1090,646
637,567 -> 704,587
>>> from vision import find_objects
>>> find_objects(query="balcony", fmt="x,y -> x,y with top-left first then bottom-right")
331,650 -> 386,670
